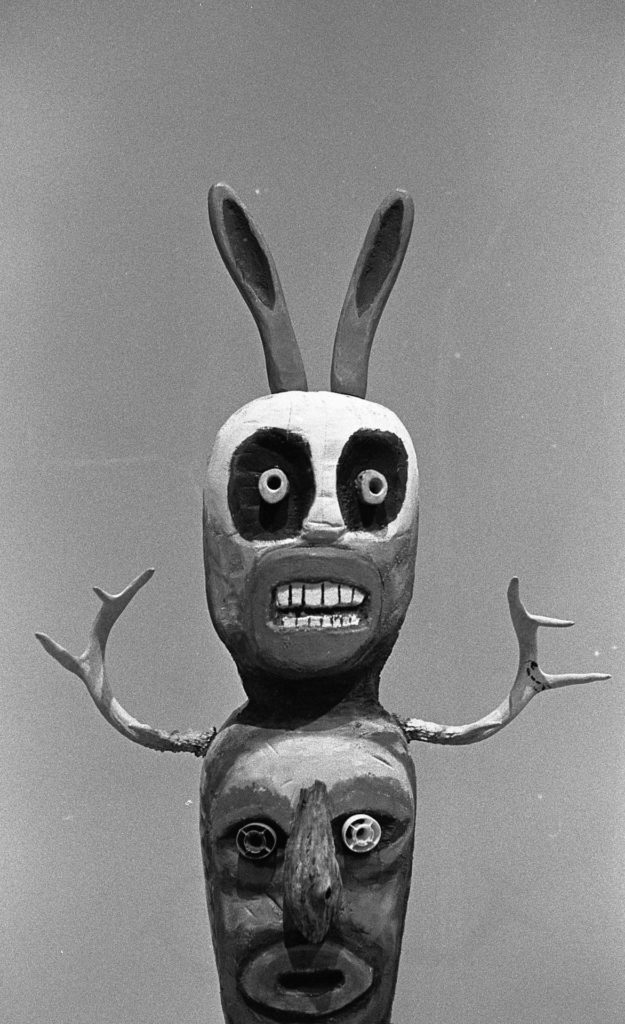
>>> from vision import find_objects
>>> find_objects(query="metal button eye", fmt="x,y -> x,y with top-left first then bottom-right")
341,813 -> 382,853
258,467 -> 290,504
236,822 -> 278,860
356,469 -> 388,506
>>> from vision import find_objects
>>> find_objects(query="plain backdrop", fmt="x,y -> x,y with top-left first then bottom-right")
2,2 -> 624,1022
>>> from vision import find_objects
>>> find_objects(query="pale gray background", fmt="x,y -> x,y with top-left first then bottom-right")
2,2 -> 624,1022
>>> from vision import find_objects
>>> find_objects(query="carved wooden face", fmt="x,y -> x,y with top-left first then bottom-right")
203,390 -> 419,680
200,718 -> 416,1024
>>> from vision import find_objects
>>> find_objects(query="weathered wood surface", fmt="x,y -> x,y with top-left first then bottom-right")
282,781 -> 342,944
201,710 -> 416,1023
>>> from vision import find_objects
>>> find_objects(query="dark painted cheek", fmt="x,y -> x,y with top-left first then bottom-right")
337,873 -> 409,956
236,856 -> 282,895
211,850 -> 284,910
377,537 -> 417,623
202,848 -> 269,958
342,884 -> 405,930
211,890 -> 284,964
337,844 -> 408,884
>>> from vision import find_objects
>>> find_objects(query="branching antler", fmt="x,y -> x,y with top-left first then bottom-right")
401,577 -> 611,745
36,569 -> 215,756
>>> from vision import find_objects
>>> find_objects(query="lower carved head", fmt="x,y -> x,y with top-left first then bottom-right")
200,714 -> 416,1023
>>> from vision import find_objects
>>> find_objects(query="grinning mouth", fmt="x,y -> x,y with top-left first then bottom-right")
271,581 -> 368,630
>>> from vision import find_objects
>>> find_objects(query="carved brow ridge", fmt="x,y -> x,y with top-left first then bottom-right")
212,775 -> 413,837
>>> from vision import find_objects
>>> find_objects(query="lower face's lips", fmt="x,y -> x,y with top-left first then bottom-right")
240,942 -> 373,1019
271,579 -> 368,631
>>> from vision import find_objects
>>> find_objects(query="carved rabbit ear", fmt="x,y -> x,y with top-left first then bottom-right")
331,190 -> 414,398
208,183 -> 308,393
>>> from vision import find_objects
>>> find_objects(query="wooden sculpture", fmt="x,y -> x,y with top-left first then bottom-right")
37,183 -> 610,1024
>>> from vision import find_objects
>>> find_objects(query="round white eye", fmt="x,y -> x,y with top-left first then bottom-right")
236,822 -> 278,860
258,467 -> 290,504
356,469 -> 388,505
341,813 -> 382,854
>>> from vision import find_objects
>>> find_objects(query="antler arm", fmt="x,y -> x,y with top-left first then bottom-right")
401,577 -> 611,745
36,569 -> 215,756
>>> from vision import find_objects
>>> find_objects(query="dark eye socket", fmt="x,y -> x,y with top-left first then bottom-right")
336,430 -> 408,531
228,428 -> 314,540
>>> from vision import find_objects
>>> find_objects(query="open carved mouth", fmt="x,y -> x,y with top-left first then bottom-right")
272,581 -> 368,630
278,967 -> 345,995
240,942 -> 373,1019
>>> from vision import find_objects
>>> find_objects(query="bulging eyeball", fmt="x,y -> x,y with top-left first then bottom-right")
341,813 -> 382,853
236,821 -> 278,860
258,467 -> 290,504
356,469 -> 388,505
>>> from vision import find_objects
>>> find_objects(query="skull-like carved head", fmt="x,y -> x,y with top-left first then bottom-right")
204,390 -> 418,684
203,184 -> 417,696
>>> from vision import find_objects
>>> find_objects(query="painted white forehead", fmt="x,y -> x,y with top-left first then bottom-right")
210,390 -> 416,462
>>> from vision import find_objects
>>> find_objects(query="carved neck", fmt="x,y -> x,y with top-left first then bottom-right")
236,662 -> 386,726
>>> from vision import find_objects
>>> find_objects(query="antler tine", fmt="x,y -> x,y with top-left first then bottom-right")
401,577 -> 611,745
36,569 -> 215,756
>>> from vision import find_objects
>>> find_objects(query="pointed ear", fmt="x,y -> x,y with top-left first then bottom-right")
331,190 -> 414,398
208,183 -> 308,393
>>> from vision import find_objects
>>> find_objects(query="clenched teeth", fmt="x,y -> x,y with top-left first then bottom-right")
274,581 -> 366,610
280,612 -> 362,630
272,580 -> 368,630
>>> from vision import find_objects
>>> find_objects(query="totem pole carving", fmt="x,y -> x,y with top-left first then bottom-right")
37,183 -> 610,1024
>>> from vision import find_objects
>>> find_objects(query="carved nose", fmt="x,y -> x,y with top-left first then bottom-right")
283,781 -> 342,944
301,521 -> 346,545
301,489 -> 346,545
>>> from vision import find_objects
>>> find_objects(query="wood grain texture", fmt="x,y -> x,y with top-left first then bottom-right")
282,781 -> 343,944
